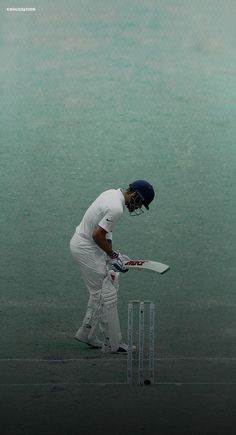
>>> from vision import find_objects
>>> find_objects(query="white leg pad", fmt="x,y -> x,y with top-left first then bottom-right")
101,271 -> 121,351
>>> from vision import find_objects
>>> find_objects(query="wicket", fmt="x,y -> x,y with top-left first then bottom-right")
127,300 -> 155,385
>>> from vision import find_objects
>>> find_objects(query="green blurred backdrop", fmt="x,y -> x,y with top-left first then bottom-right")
1,0 -> 236,361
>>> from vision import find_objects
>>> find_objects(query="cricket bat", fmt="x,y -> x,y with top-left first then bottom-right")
124,260 -> 170,274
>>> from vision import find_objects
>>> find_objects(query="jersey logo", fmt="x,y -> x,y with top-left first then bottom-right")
106,218 -> 112,222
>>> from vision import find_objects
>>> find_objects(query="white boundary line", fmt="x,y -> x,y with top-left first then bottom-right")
1,357 -> 235,387
0,357 -> 236,363
0,382 -> 236,387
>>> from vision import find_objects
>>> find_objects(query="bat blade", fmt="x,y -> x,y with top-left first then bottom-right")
124,260 -> 170,274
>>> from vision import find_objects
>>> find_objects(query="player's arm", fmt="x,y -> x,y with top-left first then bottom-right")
92,226 -> 129,273
92,225 -> 113,256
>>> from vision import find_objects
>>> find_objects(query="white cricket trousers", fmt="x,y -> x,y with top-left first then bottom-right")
70,231 -> 108,328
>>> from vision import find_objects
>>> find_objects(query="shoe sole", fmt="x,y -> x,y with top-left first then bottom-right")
101,346 -> 136,354
101,349 -> 126,354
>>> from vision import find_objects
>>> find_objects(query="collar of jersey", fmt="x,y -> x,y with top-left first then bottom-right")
119,188 -> 125,208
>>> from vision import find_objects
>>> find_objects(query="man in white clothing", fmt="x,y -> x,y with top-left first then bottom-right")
70,180 -> 155,353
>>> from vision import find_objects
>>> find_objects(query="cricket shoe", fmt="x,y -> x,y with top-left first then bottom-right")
101,342 -> 136,354
74,326 -> 103,348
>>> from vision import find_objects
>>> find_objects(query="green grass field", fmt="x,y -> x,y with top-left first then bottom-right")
1,1 -> 236,434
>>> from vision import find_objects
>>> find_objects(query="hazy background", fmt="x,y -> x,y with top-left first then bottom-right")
1,1 -> 236,433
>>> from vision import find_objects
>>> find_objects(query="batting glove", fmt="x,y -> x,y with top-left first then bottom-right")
108,251 -> 130,273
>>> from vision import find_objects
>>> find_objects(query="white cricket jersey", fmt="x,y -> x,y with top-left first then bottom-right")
76,188 -> 125,241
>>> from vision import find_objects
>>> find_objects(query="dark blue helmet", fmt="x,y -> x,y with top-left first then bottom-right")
129,180 -> 155,210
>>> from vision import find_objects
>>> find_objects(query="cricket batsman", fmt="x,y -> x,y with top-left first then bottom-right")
70,180 -> 155,353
